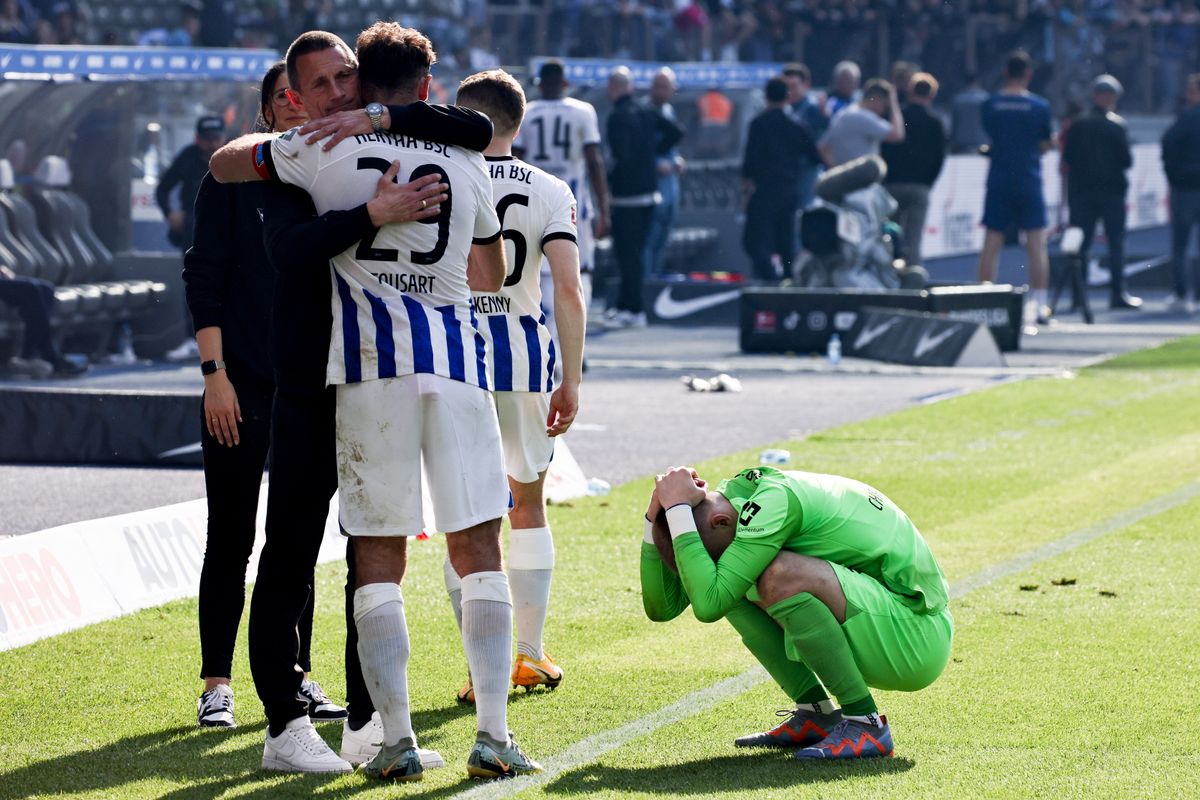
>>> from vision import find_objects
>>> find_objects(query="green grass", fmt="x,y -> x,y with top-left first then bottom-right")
3,338 -> 1200,798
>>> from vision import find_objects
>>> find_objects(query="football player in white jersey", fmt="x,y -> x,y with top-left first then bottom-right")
446,69 -> 585,705
514,60 -> 609,337
211,24 -> 542,781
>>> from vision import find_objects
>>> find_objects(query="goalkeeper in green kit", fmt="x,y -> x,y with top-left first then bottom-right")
641,466 -> 953,760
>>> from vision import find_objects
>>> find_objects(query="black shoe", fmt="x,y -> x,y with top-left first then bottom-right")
1110,292 -> 1143,310
52,356 -> 89,376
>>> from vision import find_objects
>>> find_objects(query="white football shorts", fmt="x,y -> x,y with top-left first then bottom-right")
494,390 -> 555,484
335,373 -> 508,536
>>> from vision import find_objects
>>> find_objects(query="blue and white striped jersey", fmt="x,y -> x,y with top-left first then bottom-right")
266,127 -> 501,387
474,155 -> 577,393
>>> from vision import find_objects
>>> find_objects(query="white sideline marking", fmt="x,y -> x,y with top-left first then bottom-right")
455,480 -> 1200,800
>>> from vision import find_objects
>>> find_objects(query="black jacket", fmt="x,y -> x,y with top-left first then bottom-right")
1063,106 -> 1132,195
157,143 -> 209,249
882,103 -> 947,187
1162,106 -> 1200,190
607,95 -> 684,200
742,107 -> 819,192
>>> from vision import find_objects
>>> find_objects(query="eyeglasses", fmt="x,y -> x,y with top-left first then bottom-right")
270,88 -> 292,108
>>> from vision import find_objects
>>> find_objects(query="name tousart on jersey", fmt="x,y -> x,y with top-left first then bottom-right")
472,154 -> 577,394
259,126 -> 502,388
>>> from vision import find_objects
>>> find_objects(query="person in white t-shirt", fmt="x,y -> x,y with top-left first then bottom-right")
210,23 -> 541,782
446,68 -> 585,705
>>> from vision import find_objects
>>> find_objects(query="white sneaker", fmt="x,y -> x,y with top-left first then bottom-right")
6,356 -> 54,379
340,712 -> 445,769
165,338 -> 200,362
197,684 -> 235,728
262,716 -> 354,773
630,311 -> 648,328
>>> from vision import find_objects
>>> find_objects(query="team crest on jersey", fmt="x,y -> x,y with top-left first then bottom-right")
278,128 -> 297,142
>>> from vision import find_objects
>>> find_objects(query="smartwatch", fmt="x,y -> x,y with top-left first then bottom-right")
366,102 -> 385,133
200,359 -> 226,376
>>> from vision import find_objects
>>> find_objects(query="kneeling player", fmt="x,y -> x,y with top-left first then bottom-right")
445,69 -> 585,701
641,466 -> 953,759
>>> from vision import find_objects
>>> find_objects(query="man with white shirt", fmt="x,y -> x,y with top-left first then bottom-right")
447,68 -> 585,705
211,23 -> 541,781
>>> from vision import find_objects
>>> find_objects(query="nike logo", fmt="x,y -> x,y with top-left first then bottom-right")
853,318 -> 900,350
653,287 -> 741,320
158,441 -> 202,458
914,327 -> 958,358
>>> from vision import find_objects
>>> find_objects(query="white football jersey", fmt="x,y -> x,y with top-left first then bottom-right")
473,155 -> 577,393
514,97 -> 601,219
266,128 -> 501,387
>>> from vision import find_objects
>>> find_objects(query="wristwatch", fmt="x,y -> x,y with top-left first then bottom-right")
366,102 -> 385,133
200,359 -> 226,376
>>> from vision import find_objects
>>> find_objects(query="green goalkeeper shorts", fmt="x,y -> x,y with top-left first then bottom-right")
827,560 -> 954,692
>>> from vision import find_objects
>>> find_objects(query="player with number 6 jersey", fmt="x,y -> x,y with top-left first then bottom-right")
449,70 -> 586,706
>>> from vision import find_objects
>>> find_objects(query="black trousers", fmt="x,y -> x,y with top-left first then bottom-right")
1070,189 -> 1127,297
197,374 -> 316,678
248,387 -> 371,728
0,277 -> 57,361
611,204 -> 655,313
743,188 -> 799,283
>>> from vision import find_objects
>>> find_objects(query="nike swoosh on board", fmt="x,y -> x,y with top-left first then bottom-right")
653,288 -> 742,320
852,318 -> 900,349
914,327 -> 959,358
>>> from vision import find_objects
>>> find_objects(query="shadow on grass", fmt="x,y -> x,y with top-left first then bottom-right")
0,703 -> 492,800
542,751 -> 916,795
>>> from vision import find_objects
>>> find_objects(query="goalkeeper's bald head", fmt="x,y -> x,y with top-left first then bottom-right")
651,492 -> 738,572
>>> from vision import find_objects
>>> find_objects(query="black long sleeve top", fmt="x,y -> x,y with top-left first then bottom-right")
607,95 -> 684,200
742,107 -> 819,191
882,103 -> 947,187
1063,106 -> 1132,195
1162,106 -> 1200,190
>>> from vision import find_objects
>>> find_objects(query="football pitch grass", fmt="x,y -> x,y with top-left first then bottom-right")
3,338 -> 1200,799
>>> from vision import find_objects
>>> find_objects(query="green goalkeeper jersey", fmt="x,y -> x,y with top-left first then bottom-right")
640,467 -> 950,624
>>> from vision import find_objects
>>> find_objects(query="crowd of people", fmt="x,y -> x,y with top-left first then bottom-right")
4,1 -> 1200,112
737,49 -> 1200,321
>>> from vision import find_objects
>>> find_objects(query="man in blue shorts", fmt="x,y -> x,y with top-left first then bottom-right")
976,51 -> 1053,325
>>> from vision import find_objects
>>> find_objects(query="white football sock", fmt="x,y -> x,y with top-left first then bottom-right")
844,711 -> 885,727
353,583 -> 415,747
460,571 -> 512,742
443,554 -> 464,632
508,526 -> 555,661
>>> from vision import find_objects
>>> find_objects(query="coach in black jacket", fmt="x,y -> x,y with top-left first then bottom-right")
605,67 -> 684,326
1161,73 -> 1200,310
742,76 -> 820,283
1063,75 -> 1139,309
882,73 -> 946,265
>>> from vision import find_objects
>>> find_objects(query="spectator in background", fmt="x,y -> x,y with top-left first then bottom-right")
0,0 -> 34,43
826,61 -> 861,118
818,78 -> 904,168
695,86 -> 733,158
882,72 -> 946,265
645,67 -> 685,277
1161,72 -> 1200,313
783,62 -> 826,210
976,51 -> 1053,325
0,265 -> 87,377
605,66 -> 682,327
158,114 -> 226,361
136,0 -> 202,47
741,76 -> 820,283
890,61 -> 919,105
950,73 -> 989,154
1062,75 -> 1140,310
